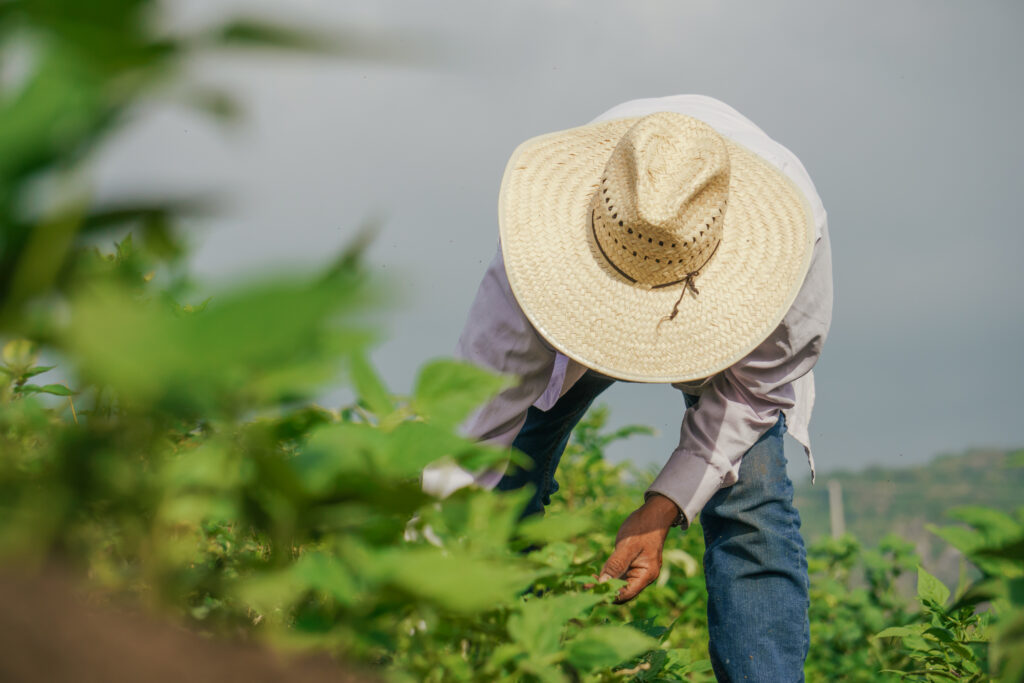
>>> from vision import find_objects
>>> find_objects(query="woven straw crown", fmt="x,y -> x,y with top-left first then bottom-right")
592,113 -> 728,287
498,112 -> 815,383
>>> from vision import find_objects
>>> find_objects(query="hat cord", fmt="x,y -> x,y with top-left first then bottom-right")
590,208 -> 720,326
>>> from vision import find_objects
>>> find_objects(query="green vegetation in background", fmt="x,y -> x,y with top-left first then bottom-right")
796,449 -> 1024,548
1,0 -> 1022,680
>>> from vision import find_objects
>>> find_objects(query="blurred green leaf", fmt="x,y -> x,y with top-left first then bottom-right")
947,505 -> 1020,542
292,551 -> 358,607
208,19 -> 337,53
995,609 -> 1024,682
349,350 -> 393,418
565,625 -> 659,672
66,273 -> 371,412
508,593 -> 604,658
19,383 -> 74,396
77,198 -> 212,235
297,419 -> 493,495
876,625 -> 925,639
377,547 -> 540,614
413,359 -> 510,430
928,523 -> 981,558
518,508 -> 596,545
0,47 -> 105,185
21,365 -> 57,378
976,536 -> 1024,562
176,87 -> 242,124
917,566 -> 950,608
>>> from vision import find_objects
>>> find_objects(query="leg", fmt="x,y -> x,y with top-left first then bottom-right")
699,413 -> 810,682
496,371 -> 614,518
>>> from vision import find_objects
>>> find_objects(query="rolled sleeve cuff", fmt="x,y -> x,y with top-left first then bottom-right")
645,450 -> 729,530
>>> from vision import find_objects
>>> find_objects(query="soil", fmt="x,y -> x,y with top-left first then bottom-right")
0,566 -> 374,683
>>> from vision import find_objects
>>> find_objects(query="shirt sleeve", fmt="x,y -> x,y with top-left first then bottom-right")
646,228 -> 833,528
422,243 -> 556,497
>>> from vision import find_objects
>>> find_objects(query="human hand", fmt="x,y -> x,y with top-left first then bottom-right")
598,494 -> 679,603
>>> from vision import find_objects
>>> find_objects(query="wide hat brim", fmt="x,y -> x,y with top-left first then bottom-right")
498,116 -> 816,383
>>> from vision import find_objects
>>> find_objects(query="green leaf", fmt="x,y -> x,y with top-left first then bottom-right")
115,233 -> 134,260
292,551 -> 358,607
11,383 -> 73,396
508,593 -> 604,657
976,535 -> 1024,562
626,617 -> 671,640
917,566 -> 951,608
377,547 -> 539,614
413,359 -> 510,429
297,420 -> 489,492
565,625 -> 659,672
36,383 -> 74,396
349,351 -> 393,418
178,88 -> 242,124
680,658 -> 715,675
876,625 -> 926,639
947,506 -> 1021,542
78,198 -> 211,235
928,523 -> 982,557
66,273 -> 373,413
951,578 -> 1005,610
22,365 -> 57,379
924,627 -> 956,643
994,609 -> 1024,683
518,508 -> 596,545
0,47 -> 105,188
210,19 -> 337,53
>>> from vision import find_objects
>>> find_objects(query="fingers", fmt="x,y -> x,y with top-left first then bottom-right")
599,545 -> 660,604
596,505 -> 669,603
614,565 -> 658,604
599,545 -> 638,583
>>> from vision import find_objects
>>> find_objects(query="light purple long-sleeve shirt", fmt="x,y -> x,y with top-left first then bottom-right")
423,95 -> 833,527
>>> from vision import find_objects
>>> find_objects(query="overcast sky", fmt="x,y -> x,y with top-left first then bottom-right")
95,0 -> 1024,482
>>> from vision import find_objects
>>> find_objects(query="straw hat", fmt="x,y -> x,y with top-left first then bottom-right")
498,112 -> 815,383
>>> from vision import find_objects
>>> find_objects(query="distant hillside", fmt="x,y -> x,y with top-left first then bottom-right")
795,448 -> 1024,554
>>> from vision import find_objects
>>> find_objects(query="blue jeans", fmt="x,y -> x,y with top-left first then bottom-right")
498,372 -> 810,682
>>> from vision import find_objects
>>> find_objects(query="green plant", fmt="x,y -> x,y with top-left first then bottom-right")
874,489 -> 1024,681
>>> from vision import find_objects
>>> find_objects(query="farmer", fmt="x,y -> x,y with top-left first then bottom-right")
425,95 -> 832,681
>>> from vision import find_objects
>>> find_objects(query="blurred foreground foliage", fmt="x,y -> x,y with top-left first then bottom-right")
0,1 -> 679,679
2,0 -> 1023,681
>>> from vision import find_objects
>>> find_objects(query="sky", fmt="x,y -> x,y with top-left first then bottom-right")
94,0 -> 1024,483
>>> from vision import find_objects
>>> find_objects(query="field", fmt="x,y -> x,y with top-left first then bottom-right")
1,2 -> 1022,681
